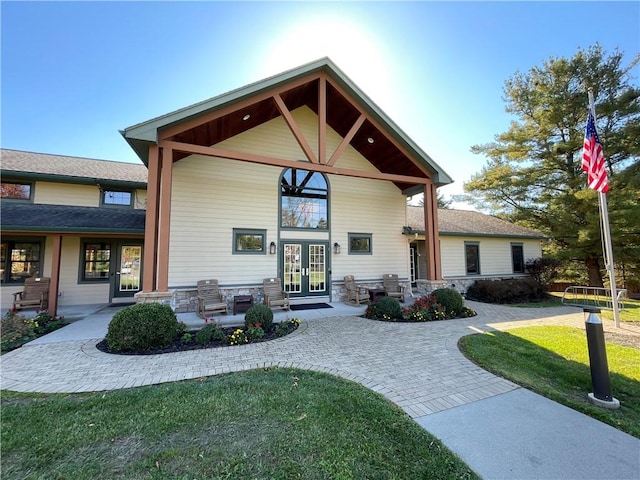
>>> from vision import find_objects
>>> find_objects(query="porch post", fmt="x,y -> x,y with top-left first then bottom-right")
157,146 -> 173,292
142,145 -> 160,293
423,182 -> 442,280
48,235 -> 63,316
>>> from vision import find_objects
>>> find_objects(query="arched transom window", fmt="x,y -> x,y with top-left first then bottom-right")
281,168 -> 328,229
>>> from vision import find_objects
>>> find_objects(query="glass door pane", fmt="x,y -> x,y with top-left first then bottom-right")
410,247 -> 416,283
283,244 -> 302,293
119,245 -> 142,292
308,244 -> 326,293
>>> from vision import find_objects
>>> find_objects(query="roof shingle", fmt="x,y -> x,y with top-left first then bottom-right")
1,203 -> 145,233
1,149 -> 148,184
407,206 -> 544,238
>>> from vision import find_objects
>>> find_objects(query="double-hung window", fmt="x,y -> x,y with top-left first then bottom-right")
81,242 -> 112,281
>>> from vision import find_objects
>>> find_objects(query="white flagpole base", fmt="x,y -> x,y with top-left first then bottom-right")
588,393 -> 620,410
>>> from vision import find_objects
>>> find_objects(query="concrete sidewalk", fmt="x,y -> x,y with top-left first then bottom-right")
2,300 -> 639,479
416,389 -> 639,480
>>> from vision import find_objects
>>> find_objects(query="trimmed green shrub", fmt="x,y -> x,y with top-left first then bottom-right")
276,318 -> 301,337
244,304 -> 274,332
195,323 -> 225,345
246,326 -> 265,342
465,278 -> 546,304
106,303 -> 181,352
431,288 -> 464,316
525,257 -> 561,288
365,296 -> 402,321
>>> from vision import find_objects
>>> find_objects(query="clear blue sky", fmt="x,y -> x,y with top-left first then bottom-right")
2,1 -> 638,208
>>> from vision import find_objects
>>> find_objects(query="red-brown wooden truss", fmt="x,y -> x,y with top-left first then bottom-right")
141,71 -> 442,293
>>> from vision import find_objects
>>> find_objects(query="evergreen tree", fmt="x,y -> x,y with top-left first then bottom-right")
465,45 -> 640,287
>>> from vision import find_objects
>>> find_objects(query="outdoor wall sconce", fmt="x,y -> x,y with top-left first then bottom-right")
333,242 -> 341,254
269,241 -> 276,255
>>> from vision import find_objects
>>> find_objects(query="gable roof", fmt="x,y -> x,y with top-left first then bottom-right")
121,57 -> 453,192
1,149 -> 148,187
1,203 -> 146,234
406,206 -> 544,239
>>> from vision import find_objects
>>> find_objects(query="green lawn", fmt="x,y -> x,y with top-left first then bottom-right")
1,368 -> 477,480
510,293 -> 640,323
601,297 -> 640,323
459,326 -> 640,438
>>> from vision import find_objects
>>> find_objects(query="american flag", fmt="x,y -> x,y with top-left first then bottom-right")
582,110 -> 609,193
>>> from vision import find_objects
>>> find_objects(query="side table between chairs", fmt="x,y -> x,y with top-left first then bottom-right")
233,295 -> 254,315
368,288 -> 388,303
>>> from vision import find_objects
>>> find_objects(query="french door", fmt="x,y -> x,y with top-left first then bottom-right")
111,243 -> 143,299
282,242 -> 328,298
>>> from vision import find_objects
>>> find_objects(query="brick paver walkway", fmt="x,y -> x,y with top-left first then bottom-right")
1,302 -> 637,418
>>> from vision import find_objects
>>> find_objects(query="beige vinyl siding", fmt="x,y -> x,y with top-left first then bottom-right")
331,176 -> 408,281
34,182 -> 147,210
134,189 -> 147,209
281,230 -> 330,241
53,236 -> 110,305
440,237 -> 466,277
522,240 -> 542,264
168,106 -> 410,287
440,236 -> 542,278
34,182 -> 100,207
169,156 -> 280,287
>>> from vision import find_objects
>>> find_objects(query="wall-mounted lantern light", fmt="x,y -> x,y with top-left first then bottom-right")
333,242 -> 341,254
269,241 -> 276,255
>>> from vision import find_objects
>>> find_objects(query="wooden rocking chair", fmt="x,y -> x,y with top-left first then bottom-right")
12,277 -> 50,311
196,279 -> 228,318
344,275 -> 369,306
382,274 -> 405,302
263,278 -> 290,311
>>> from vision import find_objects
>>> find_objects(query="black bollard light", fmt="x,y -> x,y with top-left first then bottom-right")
584,308 -> 620,409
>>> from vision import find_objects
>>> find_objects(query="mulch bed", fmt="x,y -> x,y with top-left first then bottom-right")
96,322 -> 299,356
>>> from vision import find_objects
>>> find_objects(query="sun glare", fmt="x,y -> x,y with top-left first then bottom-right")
256,14 -> 398,114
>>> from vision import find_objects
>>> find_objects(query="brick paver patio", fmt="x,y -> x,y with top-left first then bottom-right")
1,301 -> 637,418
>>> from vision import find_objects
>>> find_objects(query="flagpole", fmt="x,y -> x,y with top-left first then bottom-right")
588,90 -> 620,328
